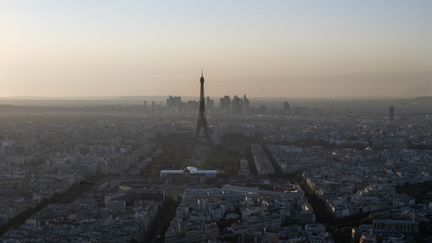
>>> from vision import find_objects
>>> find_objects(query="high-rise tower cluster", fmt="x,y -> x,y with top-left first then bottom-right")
219,94 -> 250,114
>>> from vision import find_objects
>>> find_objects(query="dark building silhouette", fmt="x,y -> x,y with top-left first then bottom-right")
206,96 -> 214,111
188,100 -> 199,111
283,101 -> 290,111
243,94 -> 250,111
219,96 -> 231,111
166,96 -> 182,111
195,71 -> 212,143
389,106 -> 395,121
219,94 -> 250,113
232,95 -> 243,113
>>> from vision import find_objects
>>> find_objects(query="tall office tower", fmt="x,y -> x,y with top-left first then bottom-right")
219,96 -> 232,111
389,106 -> 395,121
232,95 -> 243,113
206,96 -> 214,111
166,96 -> 182,110
283,101 -> 290,111
195,72 -> 212,143
243,94 -> 250,111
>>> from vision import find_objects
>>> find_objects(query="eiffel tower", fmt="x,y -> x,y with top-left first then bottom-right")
195,71 -> 212,145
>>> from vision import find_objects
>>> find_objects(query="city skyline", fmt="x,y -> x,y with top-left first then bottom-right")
1,2 -> 432,242
1,0 -> 432,98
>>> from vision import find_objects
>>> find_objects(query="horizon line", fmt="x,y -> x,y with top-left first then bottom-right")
0,95 -> 429,100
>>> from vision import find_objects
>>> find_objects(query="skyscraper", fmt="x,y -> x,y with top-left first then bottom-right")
283,101 -> 290,111
166,96 -> 182,111
206,96 -> 214,111
389,106 -> 395,121
243,94 -> 250,111
195,71 -> 212,143
232,95 -> 243,114
219,96 -> 232,111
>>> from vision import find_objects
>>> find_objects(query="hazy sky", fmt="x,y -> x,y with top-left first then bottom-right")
1,0 -> 431,98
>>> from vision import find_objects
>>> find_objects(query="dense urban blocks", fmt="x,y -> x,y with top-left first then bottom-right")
1,96 -> 432,242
